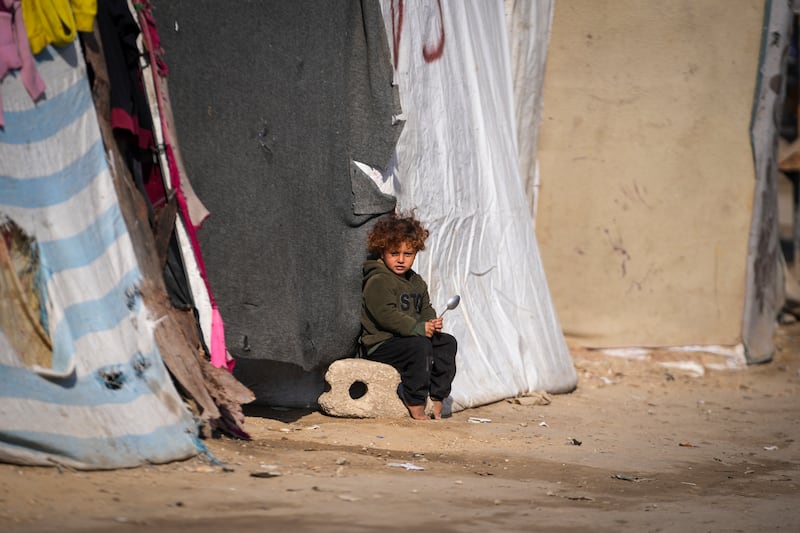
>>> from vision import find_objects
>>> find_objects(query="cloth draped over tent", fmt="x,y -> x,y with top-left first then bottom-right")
155,0 -> 403,405
0,41 -> 198,469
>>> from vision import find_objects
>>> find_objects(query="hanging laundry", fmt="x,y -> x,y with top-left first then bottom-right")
0,0 -> 45,128
22,0 -> 96,54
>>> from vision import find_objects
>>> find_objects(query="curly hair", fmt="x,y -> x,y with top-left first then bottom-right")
366,211 -> 429,256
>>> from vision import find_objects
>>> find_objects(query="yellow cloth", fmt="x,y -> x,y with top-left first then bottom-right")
22,0 -> 97,55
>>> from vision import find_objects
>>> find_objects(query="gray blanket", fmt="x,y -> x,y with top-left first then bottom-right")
155,0 -> 401,377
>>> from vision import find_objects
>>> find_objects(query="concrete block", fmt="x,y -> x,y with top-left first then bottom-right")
318,358 -> 408,418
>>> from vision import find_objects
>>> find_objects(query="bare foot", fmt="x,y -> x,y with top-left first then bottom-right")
431,400 -> 443,420
405,402 -> 429,420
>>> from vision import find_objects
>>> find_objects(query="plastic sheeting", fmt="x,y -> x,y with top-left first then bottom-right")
0,42 -> 198,469
378,0 -> 576,409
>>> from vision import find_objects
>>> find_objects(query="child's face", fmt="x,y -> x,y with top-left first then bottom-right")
381,240 -> 417,276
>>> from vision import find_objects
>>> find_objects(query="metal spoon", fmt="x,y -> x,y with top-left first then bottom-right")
439,294 -> 461,318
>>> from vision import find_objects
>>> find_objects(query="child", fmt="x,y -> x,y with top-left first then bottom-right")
360,212 -> 458,420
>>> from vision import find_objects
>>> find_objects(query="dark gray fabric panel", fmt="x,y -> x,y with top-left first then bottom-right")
154,1 -> 401,371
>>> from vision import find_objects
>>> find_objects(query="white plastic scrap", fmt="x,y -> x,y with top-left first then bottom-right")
387,462 -> 425,471
467,417 -> 492,424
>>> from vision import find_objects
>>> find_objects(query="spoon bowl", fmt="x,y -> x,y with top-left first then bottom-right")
439,294 -> 461,318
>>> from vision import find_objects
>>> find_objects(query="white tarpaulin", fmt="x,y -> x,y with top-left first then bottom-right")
378,0 -> 576,410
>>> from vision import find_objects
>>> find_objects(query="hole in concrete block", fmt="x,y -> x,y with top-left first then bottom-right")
349,381 -> 367,400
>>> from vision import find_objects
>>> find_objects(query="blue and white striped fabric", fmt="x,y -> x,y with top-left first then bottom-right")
0,43 -> 199,469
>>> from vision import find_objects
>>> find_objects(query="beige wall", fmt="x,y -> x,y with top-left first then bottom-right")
536,0 -> 763,347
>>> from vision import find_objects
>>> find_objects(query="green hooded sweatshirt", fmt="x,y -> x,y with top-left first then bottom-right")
360,259 -> 437,353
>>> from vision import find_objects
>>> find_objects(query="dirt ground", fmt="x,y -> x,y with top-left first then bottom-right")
2,323 -> 799,533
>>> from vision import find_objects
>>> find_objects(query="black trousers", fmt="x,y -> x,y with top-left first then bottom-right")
367,333 -> 457,406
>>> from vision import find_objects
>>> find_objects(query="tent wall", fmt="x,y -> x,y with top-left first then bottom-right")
536,0 -> 775,358
0,43 -> 198,469
378,0 -> 576,408
156,0 -> 575,407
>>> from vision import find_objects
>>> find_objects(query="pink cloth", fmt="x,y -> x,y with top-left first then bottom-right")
0,0 -> 45,128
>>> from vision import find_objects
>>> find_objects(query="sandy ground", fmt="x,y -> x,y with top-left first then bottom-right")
1,324 -> 799,532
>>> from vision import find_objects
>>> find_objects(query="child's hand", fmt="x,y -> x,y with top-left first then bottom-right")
425,318 -> 444,337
